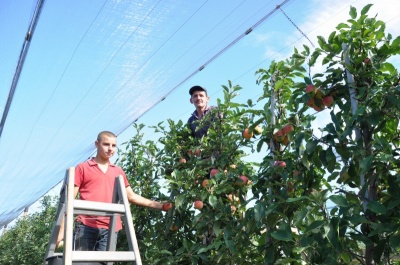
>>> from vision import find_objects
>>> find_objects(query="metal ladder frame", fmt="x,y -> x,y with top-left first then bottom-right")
43,167 -> 142,264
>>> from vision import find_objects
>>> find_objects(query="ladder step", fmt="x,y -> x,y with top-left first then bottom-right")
73,199 -> 125,214
72,251 -> 136,262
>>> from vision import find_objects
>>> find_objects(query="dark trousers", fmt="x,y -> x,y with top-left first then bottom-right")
73,222 -> 118,265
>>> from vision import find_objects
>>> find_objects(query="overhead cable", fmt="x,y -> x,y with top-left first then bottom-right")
278,5 -> 315,47
0,0 -> 46,139
159,0 -> 292,102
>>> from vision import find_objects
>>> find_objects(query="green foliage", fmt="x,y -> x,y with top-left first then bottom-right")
248,3 -> 400,264
0,196 -> 58,265
118,81 -> 260,264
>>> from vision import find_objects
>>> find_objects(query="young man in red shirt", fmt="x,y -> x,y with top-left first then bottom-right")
57,131 -> 169,260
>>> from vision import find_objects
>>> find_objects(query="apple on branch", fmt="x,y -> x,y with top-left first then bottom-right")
194,200 -> 204,210
242,128 -> 253,140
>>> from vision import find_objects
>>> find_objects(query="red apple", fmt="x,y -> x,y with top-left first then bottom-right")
273,130 -> 285,142
194,149 -> 201,156
179,158 -> 186,164
322,96 -> 334,107
194,200 -> 204,210
242,128 -> 253,140
210,168 -> 219,177
282,135 -> 289,145
364,57 -> 371,65
274,161 -> 286,168
306,97 -> 323,111
281,124 -> 294,135
305,84 -> 316,94
235,175 -> 249,186
231,205 -> 237,213
163,203 -> 173,211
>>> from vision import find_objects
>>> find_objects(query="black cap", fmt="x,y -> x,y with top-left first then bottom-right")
189,85 -> 207,96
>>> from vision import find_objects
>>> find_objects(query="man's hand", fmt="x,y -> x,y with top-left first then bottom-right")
56,239 -> 64,249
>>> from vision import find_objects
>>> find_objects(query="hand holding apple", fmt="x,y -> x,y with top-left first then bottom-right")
162,202 -> 173,211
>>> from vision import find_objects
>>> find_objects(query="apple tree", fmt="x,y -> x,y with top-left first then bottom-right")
246,4 -> 400,264
118,82 -> 266,264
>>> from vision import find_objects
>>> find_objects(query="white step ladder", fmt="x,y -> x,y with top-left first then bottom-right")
43,167 -> 142,265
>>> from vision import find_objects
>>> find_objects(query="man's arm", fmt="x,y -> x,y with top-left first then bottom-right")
56,186 -> 79,247
126,186 -> 165,210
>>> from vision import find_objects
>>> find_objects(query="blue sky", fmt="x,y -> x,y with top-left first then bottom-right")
1,0 -> 399,232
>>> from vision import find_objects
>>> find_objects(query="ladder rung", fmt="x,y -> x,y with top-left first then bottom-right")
72,251 -> 136,262
73,199 -> 125,214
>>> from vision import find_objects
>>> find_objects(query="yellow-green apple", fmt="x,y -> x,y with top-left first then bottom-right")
253,125 -> 263,135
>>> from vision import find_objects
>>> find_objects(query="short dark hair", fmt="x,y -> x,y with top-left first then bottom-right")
97,131 -> 116,142
189,85 -> 208,96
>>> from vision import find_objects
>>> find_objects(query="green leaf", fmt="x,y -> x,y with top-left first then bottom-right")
159,250 -> 172,255
367,201 -> 386,214
275,79 -> 284,90
294,132 -> 305,149
271,229 -> 293,241
254,202 -> 266,225
302,153 -> 310,169
304,220 -> 325,233
388,199 -> 400,210
293,208 -> 308,226
390,235 -> 400,248
174,194 -> 186,209
381,62 -> 396,75
306,140 -> 318,155
208,195 -> 218,208
336,23 -> 350,30
329,195 -> 349,207
326,218 -> 339,250
256,138 -> 264,152
304,77 -> 312,85
223,227 -> 236,253
360,4 -> 373,16
326,147 -> 336,173
349,6 -> 357,19
359,155 -> 373,175
287,196 -> 309,202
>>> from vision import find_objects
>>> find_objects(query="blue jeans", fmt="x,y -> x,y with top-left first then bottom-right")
73,222 -> 118,265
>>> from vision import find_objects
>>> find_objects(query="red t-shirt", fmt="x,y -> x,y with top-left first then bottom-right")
75,158 -> 130,231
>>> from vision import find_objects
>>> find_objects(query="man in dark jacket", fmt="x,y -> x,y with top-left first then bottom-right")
187,85 -> 217,138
